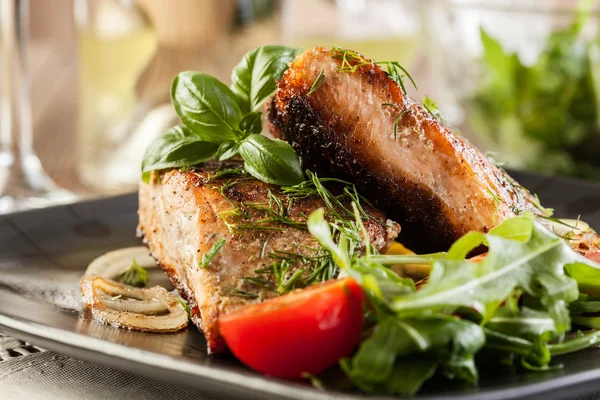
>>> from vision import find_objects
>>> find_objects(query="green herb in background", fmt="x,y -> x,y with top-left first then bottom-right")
470,0 -> 600,179
142,45 -> 304,186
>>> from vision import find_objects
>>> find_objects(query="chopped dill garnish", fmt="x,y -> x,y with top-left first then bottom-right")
532,193 -> 554,217
175,298 -> 191,319
242,276 -> 273,291
119,259 -> 149,288
223,287 -> 259,299
219,169 -> 374,297
308,70 -> 326,95
331,46 -> 417,95
422,96 -> 446,123
486,186 -> 503,207
484,151 -> 506,168
200,238 -> 227,268
540,215 -> 581,241
392,109 -> 411,141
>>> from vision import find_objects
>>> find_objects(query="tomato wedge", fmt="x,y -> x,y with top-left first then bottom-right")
585,251 -> 600,264
219,277 -> 364,379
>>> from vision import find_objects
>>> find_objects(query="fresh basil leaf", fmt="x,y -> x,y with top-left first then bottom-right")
217,140 -> 240,161
230,45 -> 302,112
172,72 -> 244,142
239,111 -> 263,134
141,126 -> 219,182
238,134 -> 303,185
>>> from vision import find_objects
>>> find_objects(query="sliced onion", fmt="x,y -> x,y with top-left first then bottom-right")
80,275 -> 188,332
548,218 -> 592,237
85,246 -> 158,280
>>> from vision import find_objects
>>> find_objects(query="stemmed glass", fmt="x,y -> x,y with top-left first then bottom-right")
0,0 -> 76,213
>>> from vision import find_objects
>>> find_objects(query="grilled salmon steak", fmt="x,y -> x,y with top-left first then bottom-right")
269,47 -> 542,253
138,162 -> 399,354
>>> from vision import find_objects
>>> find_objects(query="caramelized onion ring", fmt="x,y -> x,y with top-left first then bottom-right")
80,275 -> 188,332
85,247 -> 158,279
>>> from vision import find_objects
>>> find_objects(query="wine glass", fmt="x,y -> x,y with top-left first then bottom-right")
0,0 -> 76,213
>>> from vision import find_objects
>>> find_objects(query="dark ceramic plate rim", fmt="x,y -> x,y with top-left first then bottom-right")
3,311 -> 600,400
0,173 -> 599,400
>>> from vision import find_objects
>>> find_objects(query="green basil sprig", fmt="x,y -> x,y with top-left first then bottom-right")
230,45 -> 303,113
142,45 -> 304,186
141,126 -> 219,182
239,134 -> 304,185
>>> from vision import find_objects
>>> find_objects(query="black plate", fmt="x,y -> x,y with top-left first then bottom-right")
1,171 -> 600,400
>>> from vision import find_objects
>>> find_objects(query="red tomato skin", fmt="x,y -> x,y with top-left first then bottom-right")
585,252 -> 600,264
219,278 -> 364,379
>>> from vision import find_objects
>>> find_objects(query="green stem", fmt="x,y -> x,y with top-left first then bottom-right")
370,253 -> 447,265
548,330 -> 600,356
482,328 -> 534,356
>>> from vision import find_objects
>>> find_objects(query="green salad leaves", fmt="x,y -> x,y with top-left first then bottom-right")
142,45 -> 304,185
307,210 -> 600,395
470,0 -> 600,179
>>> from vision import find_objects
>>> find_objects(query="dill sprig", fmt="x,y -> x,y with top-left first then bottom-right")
219,170 -> 373,298
331,46 -> 417,94
200,238 -> 227,268
422,95 -> 446,123
223,287 -> 259,299
119,259 -> 149,288
308,70 -> 326,95
175,298 -> 191,319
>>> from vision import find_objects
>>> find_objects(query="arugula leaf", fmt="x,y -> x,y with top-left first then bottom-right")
569,295 -> 600,314
306,207 -> 600,394
307,208 -> 350,270
391,215 -> 581,332
341,315 -> 484,394
230,45 -> 302,113
566,260 -> 600,297
238,134 -> 303,185
141,126 -> 219,182
485,306 -> 556,342
379,357 -> 437,395
172,72 -> 244,142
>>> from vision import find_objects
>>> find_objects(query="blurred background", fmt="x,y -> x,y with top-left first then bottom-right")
1,0 -> 598,213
